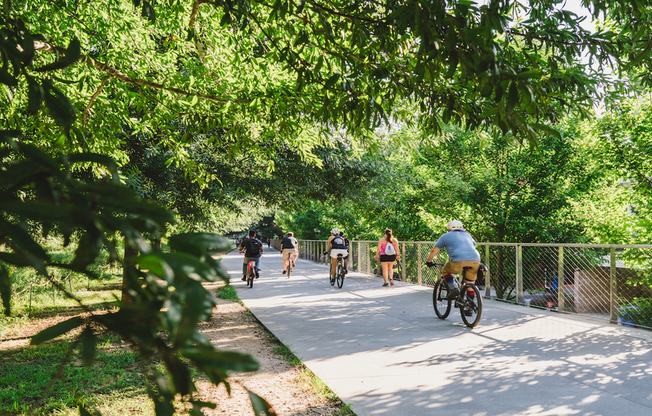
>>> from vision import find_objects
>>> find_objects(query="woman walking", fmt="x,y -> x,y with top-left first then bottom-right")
374,229 -> 400,286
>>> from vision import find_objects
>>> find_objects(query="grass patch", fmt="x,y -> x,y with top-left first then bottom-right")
0,334 -> 153,415
215,284 -> 239,302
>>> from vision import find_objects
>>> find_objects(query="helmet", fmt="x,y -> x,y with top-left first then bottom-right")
330,228 -> 340,235
447,220 -> 464,231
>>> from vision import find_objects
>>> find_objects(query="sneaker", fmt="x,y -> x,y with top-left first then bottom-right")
382,282 -> 389,287
292,261 -> 296,267
282,270 -> 286,274
464,307 -> 473,317
241,277 -> 247,281
343,269 -> 348,274
446,288 -> 459,300
390,280 -> 395,286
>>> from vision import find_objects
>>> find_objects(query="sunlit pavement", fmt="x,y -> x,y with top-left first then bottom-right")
221,249 -> 652,416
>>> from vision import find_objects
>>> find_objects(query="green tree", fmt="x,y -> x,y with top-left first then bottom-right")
592,97 -> 652,242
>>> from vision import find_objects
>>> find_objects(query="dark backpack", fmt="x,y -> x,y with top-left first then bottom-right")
245,239 -> 261,256
332,236 -> 345,248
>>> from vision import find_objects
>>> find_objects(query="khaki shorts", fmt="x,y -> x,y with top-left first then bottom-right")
282,249 -> 298,263
442,260 -> 480,282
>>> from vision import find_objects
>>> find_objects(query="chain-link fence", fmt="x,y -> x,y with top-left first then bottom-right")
277,239 -> 652,330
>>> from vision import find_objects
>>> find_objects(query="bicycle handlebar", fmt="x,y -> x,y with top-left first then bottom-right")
426,262 -> 445,268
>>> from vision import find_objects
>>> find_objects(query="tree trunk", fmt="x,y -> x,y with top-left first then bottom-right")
122,243 -> 139,304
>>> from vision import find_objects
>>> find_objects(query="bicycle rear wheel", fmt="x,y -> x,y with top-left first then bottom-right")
287,257 -> 292,279
460,283 -> 482,328
433,281 -> 452,319
247,262 -> 255,288
336,263 -> 344,288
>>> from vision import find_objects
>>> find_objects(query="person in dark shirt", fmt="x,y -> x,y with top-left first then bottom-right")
326,228 -> 348,281
239,229 -> 264,280
280,232 -> 299,274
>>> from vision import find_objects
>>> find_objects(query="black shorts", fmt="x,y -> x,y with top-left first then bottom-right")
379,254 -> 396,263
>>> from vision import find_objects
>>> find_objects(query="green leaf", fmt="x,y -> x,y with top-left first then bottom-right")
324,74 -> 341,89
531,122 -> 562,139
31,316 -> 84,345
80,326 -> 96,366
0,252 -> 32,267
247,390 -> 277,416
507,81 -> 518,111
26,76 -> 45,114
42,79 -> 77,131
0,264 -> 11,316
67,153 -> 119,178
0,67 -> 17,86
516,70 -> 544,79
138,254 -> 174,281
0,217 -> 50,266
142,1 -> 156,23
35,38 -> 81,72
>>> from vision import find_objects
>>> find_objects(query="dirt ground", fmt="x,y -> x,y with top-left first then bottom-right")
0,286 -> 346,416
195,287 -> 346,416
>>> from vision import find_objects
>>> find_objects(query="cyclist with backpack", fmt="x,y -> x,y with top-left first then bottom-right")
325,228 -> 348,282
374,229 -> 400,286
281,232 -> 299,274
239,230 -> 264,281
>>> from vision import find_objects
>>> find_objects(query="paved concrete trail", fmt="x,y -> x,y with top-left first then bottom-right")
222,248 -> 652,416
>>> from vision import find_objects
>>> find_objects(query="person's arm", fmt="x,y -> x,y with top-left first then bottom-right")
427,246 -> 440,262
326,236 -> 333,252
393,238 -> 400,260
374,239 -> 382,260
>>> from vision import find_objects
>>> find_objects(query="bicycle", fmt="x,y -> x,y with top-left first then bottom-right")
245,258 -> 258,288
324,251 -> 346,288
428,262 -> 483,328
285,252 -> 295,279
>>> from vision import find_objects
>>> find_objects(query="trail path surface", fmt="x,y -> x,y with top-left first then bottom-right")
223,248 -> 652,416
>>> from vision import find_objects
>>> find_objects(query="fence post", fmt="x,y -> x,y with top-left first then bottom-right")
484,245 -> 491,299
610,247 -> 618,323
417,242 -> 422,285
401,242 -> 406,282
516,245 -> 524,304
367,242 -> 372,275
357,241 -> 362,273
557,246 -> 565,311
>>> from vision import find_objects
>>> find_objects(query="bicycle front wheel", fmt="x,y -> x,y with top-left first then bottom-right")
336,264 -> 344,288
460,283 -> 483,328
433,281 -> 452,319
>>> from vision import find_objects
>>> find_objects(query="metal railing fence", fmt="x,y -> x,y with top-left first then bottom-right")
274,239 -> 652,330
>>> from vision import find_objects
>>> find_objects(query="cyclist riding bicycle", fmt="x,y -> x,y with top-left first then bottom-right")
326,228 -> 348,281
339,231 -> 350,272
239,230 -> 264,281
281,232 -> 299,274
426,220 -> 480,304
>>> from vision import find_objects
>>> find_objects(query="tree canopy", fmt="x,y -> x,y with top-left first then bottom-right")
4,0 -> 652,414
